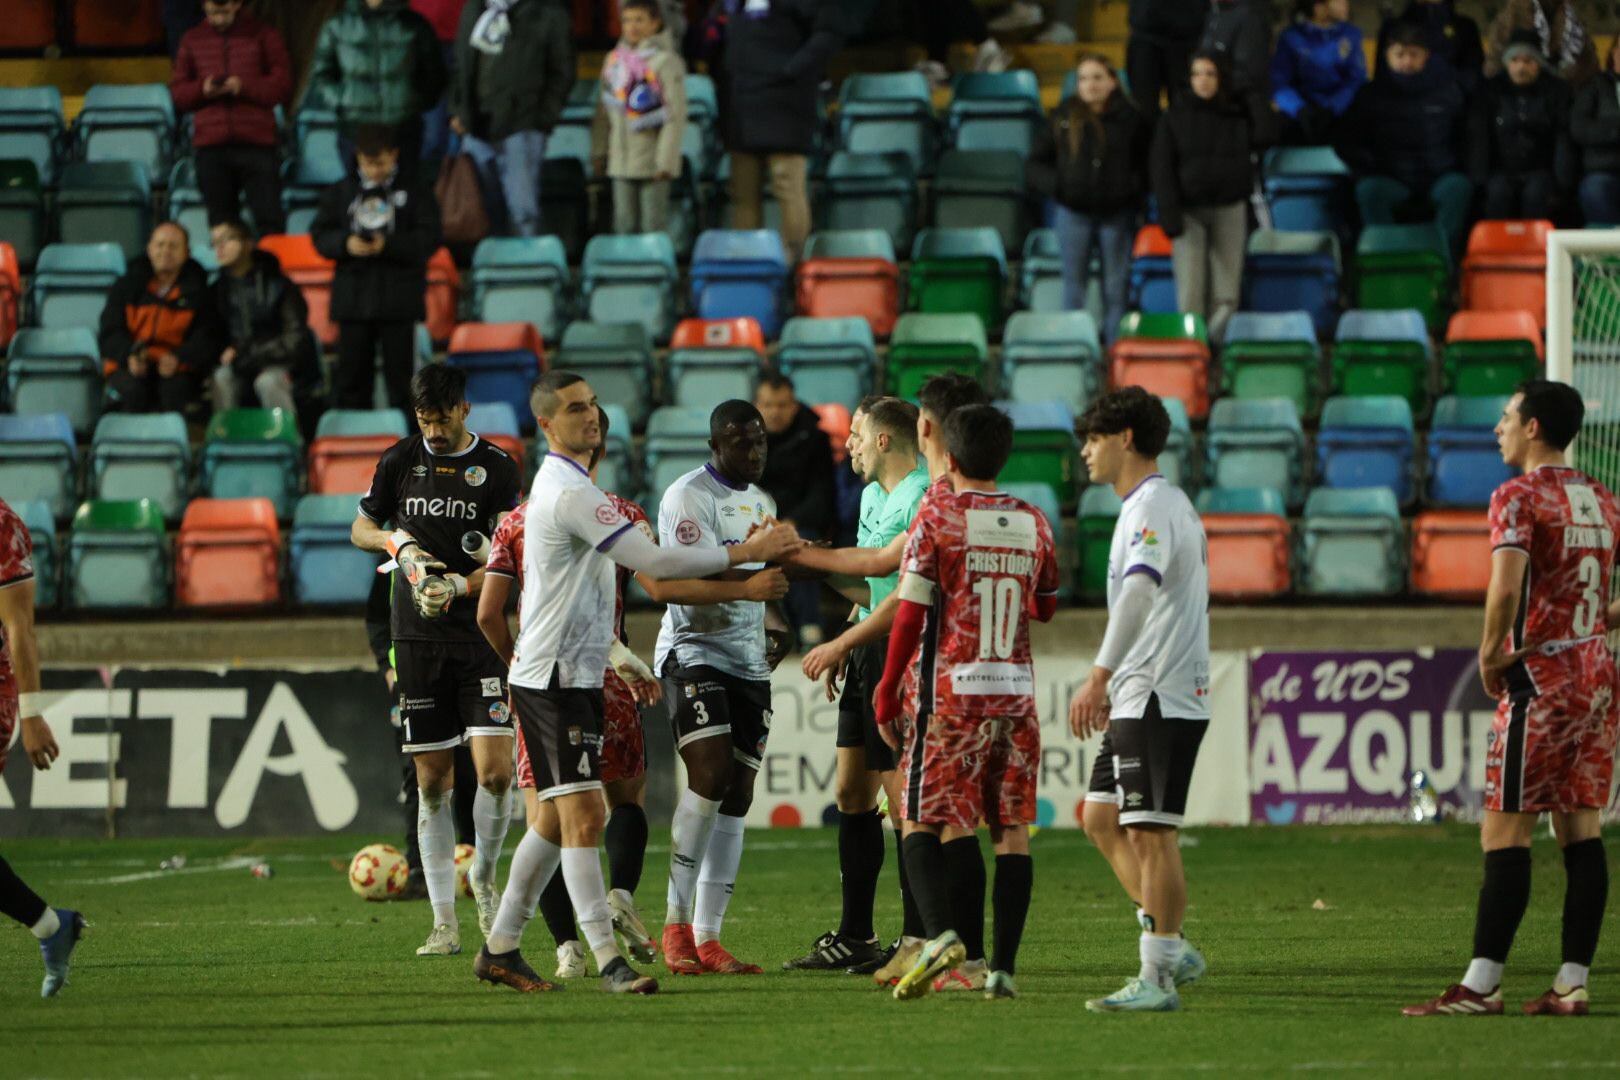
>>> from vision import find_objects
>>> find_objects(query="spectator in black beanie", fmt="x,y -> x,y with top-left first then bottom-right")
1468,29 -> 1575,219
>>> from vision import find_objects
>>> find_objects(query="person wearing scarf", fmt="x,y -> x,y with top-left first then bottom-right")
591,0 -> 688,235
1487,0 -> 1597,87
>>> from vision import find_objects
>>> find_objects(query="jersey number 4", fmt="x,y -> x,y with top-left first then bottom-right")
972,577 -> 1022,660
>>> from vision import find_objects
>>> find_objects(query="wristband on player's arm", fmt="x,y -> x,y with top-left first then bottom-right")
1094,571 -> 1154,674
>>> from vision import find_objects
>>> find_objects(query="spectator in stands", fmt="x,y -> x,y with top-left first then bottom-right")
1151,51 -> 1274,343
1571,42 -> 1620,223
707,0 -> 850,261
169,0 -> 293,236
1125,0 -> 1207,113
207,219 -> 319,420
592,0 -> 688,236
163,0 -> 203,58
313,125 -> 443,412
449,0 -> 573,238
99,223 -> 222,415
897,0 -> 1009,85
1270,0 -> 1365,145
1026,54 -> 1149,344
1199,0 -> 1272,98
1338,20 -> 1473,253
307,0 -> 448,169
1468,30 -> 1575,220
412,0 -> 469,165
1485,0 -> 1595,87
755,373 -> 837,647
1375,0 -> 1483,94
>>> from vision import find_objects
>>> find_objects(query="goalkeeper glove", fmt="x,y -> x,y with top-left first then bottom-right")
414,573 -> 469,619
387,530 -> 444,590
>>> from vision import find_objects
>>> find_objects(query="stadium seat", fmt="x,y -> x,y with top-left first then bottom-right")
1460,220 -> 1553,327
423,248 -> 460,344
1441,309 -> 1542,398
1160,396 -> 1196,490
1316,395 -> 1416,504
0,160 -> 45,272
581,233 -> 679,343
0,86 -> 64,189
290,493 -> 379,606
690,230 -> 791,339
200,408 -> 303,519
0,242 -> 15,348
645,405 -> 715,502
1300,486 -> 1405,596
1354,223 -> 1451,331
945,71 -> 1042,156
822,152 -> 919,254
1332,308 -> 1433,414
1001,310 -> 1103,413
555,321 -> 655,429
0,3 -> 55,51
469,235 -> 571,344
796,230 -> 900,338
74,84 -> 173,182
1427,395 -> 1514,506
466,401 -> 526,470
1077,484 -> 1123,600
67,498 -> 169,609
836,73 -> 939,177
1019,229 -> 1064,313
886,312 -> 989,398
448,322 -> 547,435
540,158 -> 591,262
999,401 -> 1079,508
55,161 -> 153,260
812,402 -> 853,464
0,413 -> 76,519
6,327 -> 103,436
1205,397 -> 1307,508
16,499 -> 57,609
29,242 -> 126,331
1196,486 -> 1292,598
289,110 -> 346,190
931,150 -> 1030,254
1003,480 -> 1062,536
776,317 -> 876,410
176,497 -> 282,609
307,409 -> 407,495
1219,311 -> 1321,418
1243,229 -> 1342,338
1110,312 -> 1212,420
258,234 -> 337,347
1128,225 -> 1177,315
165,159 -> 215,268
89,412 -> 189,521
666,317 -> 767,406
908,227 -> 1006,329
1262,146 -> 1351,235
1410,509 -> 1491,599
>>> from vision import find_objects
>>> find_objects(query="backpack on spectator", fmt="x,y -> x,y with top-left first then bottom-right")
434,153 -> 490,247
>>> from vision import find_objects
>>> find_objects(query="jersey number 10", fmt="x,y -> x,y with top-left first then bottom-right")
972,576 -> 1023,660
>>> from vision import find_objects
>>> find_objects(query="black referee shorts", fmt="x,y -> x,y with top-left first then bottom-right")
835,638 -> 897,773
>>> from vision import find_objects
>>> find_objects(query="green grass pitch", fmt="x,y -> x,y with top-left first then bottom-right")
2,825 -> 1615,1077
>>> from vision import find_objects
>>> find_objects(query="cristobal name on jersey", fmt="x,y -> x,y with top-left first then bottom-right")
964,550 -> 1038,576
1564,525 -> 1615,550
404,495 -> 482,522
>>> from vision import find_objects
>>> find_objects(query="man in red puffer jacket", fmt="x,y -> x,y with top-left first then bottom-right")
170,0 -> 293,234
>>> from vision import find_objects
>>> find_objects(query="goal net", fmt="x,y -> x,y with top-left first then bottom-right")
1547,229 -> 1620,494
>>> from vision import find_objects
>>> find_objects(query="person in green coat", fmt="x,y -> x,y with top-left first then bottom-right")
307,0 -> 448,168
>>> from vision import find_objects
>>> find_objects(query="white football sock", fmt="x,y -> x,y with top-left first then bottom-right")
418,787 -> 458,929
561,847 -> 620,972
486,828 -> 561,955
665,789 -> 721,925
30,908 -> 59,941
1555,962 -> 1589,993
693,813 -> 746,945
1462,957 -> 1504,994
472,784 -> 512,886
1137,932 -> 1183,991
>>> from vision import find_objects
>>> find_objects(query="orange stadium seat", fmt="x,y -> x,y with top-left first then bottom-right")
1132,224 -> 1173,259
1410,510 -> 1492,599
423,247 -> 460,344
795,257 -> 900,338
449,320 -> 545,357
0,242 -> 18,348
308,435 -> 396,495
1109,327 -> 1211,420
812,402 -> 852,464
1461,220 -> 1553,327
1445,308 -> 1544,359
259,234 -> 337,347
1203,512 -> 1292,598
669,317 -> 767,355
175,497 -> 282,608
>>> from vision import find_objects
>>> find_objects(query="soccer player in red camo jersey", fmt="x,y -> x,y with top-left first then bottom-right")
1405,381 -> 1620,1017
872,404 -> 1061,1002
0,497 -> 84,997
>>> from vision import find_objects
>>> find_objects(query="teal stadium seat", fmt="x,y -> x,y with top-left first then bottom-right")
0,159 -> 46,271
837,73 -> 939,177
90,412 -> 191,521
165,159 -> 216,268
6,327 -> 103,436
313,408 -> 409,439
822,152 -> 919,254
74,83 -> 174,181
582,233 -> 680,343
200,408 -> 303,519
0,413 -> 77,519
1205,397 -> 1307,508
29,242 -> 126,331
289,494 -> 379,606
1002,310 -> 1103,413
1300,486 -> 1405,596
555,321 -> 656,429
16,500 -> 58,608
645,406 -> 714,506
776,316 -> 876,410
932,149 -> 1031,254
469,236 -> 571,343
1020,229 -> 1064,313
946,71 -> 1042,156
1077,483 -> 1123,600
68,498 -> 169,609
1160,397 -> 1195,491
55,161 -> 153,260
0,86 -> 64,189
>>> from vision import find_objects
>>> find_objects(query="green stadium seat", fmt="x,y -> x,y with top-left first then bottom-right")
908,228 -> 1006,329
1354,223 -> 1451,331
1076,484 -> 1123,600
776,317 -> 877,410
90,412 -> 190,521
0,413 -> 77,519
67,498 -> 169,609
1300,486 -> 1405,596
1219,311 -> 1321,418
1002,310 -> 1102,413
555,321 -> 656,429
998,401 -> 1080,508
1331,308 -> 1433,414
931,150 -> 1030,254
886,312 -> 989,398
1440,309 -> 1541,398
582,233 -> 679,344
16,499 -> 57,609
0,159 -> 46,271
6,327 -> 103,436
1205,397 -> 1306,508
469,236 -> 571,343
290,494 -> 379,606
1019,229 -> 1064,313
200,408 -> 303,519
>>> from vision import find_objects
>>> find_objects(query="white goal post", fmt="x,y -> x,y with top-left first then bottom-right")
1546,229 -> 1620,481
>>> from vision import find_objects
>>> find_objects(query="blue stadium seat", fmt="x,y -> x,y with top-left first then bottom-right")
1128,226 -> 1177,316
1001,310 -> 1102,413
447,323 -> 546,436
1242,229 -> 1341,337
290,494 -> 379,606
837,73 -> 939,177
468,402 -> 521,438
55,161 -> 153,260
1427,395 -> 1513,507
29,242 -> 127,330
6,327 -> 103,436
74,84 -> 174,182
945,71 -> 1042,156
582,233 -> 680,343
1300,486 -> 1405,596
1206,397 -> 1307,508
468,236 -> 572,343
67,498 -> 170,610
1262,146 -> 1351,235
822,151 -> 919,253
776,316 -> 876,409
0,86 -> 65,188
555,321 -> 656,429
1019,229 -> 1064,312
1224,311 -> 1316,345
90,412 -> 190,521
0,413 -> 77,519
690,230 -> 791,339
16,499 -> 57,608
1316,396 -> 1416,504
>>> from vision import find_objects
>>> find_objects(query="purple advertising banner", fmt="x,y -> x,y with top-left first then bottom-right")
1249,650 -> 1499,825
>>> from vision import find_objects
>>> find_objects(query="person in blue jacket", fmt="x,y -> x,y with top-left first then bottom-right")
1270,0 -> 1366,143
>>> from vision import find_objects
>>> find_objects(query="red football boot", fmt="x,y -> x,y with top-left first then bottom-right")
1523,986 -> 1590,1016
662,923 -> 704,975
1401,984 -> 1504,1016
697,940 -> 764,975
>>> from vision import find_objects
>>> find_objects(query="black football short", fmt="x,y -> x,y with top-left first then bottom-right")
1093,693 -> 1208,827
835,639 -> 897,773
663,662 -> 774,771
510,677 -> 605,800
395,639 -> 514,753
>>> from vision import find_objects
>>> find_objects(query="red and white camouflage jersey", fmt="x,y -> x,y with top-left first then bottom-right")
897,488 -> 1060,720
0,498 -> 35,770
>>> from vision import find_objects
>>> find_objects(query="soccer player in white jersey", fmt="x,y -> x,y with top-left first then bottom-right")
1068,387 -> 1212,1014
656,400 -> 797,976
474,373 -> 802,994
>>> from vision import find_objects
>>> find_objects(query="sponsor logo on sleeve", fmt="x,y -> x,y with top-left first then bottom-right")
1131,528 -> 1158,548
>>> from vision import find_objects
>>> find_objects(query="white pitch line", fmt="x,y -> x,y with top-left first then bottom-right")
68,857 -> 259,886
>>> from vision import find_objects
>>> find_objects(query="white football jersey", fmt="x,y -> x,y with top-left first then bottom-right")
654,464 -> 777,681
1105,474 -> 1211,719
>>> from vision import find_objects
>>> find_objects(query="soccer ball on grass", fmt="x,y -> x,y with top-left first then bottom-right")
349,843 -> 409,901
455,843 -> 475,898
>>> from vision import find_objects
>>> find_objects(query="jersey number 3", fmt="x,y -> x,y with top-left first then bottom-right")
972,577 -> 1022,660
1574,554 -> 1602,637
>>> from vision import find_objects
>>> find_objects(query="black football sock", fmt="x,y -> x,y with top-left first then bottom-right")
1561,838 -> 1609,968
538,868 -> 577,947
604,803 -> 649,895
0,856 -> 48,929
837,809 -> 884,941
942,835 -> 987,962
901,832 -> 953,940
1472,846 -> 1533,963
897,828 -> 926,939
991,853 -> 1033,975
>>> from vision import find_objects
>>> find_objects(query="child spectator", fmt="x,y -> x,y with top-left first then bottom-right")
312,125 -> 443,413
99,223 -> 222,415
1486,0 -> 1595,87
1571,41 -> 1620,223
1151,51 -> 1274,343
592,0 -> 688,235
1270,0 -> 1365,145
307,0 -> 447,168
1026,54 -> 1149,342
1375,0 -> 1483,94
1199,0 -> 1272,99
1468,30 -> 1574,219
207,219 -> 319,420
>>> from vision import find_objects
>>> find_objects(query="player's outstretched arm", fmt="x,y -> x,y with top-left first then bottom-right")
606,519 -> 802,580
802,590 -> 901,680
0,578 -> 57,770
783,530 -> 905,580
635,567 -> 789,606
476,572 -> 516,668
1070,571 -> 1154,739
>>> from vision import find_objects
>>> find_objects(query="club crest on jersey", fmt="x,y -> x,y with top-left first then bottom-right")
595,504 -> 620,526
464,465 -> 487,488
1131,528 -> 1158,547
675,519 -> 701,545
488,701 -> 510,723
567,726 -> 582,746
683,683 -> 697,699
